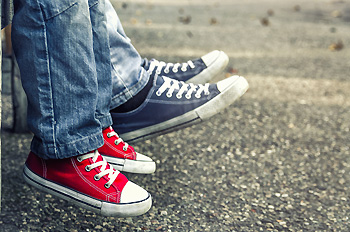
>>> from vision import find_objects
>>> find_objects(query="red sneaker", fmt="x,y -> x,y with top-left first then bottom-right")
98,127 -> 156,174
23,151 -> 152,217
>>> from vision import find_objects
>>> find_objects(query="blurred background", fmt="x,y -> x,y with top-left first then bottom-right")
1,0 -> 350,231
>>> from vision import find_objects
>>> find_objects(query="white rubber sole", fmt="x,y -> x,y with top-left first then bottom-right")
23,165 -> 152,217
187,50 -> 229,84
121,75 -> 249,143
103,155 -> 156,174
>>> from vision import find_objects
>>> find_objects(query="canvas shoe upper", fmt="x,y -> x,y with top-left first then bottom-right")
143,50 -> 229,84
98,126 -> 156,174
111,74 -> 249,143
23,151 -> 152,217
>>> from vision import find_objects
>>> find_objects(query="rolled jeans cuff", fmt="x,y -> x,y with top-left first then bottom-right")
96,113 -> 113,129
31,131 -> 104,160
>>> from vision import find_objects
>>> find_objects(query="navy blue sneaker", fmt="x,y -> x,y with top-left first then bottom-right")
143,50 -> 229,84
111,75 -> 248,143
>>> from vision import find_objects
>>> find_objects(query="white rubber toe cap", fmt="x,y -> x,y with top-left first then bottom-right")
136,152 -> 153,162
201,50 -> 227,67
216,75 -> 238,92
201,50 -> 220,66
216,75 -> 249,93
120,181 -> 149,204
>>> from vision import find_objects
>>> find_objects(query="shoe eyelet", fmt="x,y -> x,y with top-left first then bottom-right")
123,147 -> 127,152
185,94 -> 191,99
156,91 -> 162,96
181,67 -> 187,72
172,68 -> 178,73
94,175 -> 100,181
205,91 -> 210,95
195,94 -> 201,98
106,132 -> 111,138
104,183 -> 111,189
77,156 -> 83,162
156,70 -> 161,74
166,92 -> 172,98
164,69 -> 169,74
85,165 -> 91,172
114,140 -> 120,146
176,94 -> 182,99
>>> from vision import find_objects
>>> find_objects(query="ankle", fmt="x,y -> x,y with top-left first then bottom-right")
111,74 -> 154,113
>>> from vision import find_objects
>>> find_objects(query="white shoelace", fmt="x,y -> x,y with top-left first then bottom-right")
156,76 -> 210,99
77,150 -> 119,188
148,59 -> 195,76
106,130 -> 129,152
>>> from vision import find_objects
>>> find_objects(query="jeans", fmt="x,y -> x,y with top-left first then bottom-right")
12,0 -> 148,159
105,0 -> 149,109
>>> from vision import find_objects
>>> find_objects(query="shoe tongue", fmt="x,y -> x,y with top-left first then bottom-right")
103,126 -> 114,133
95,153 -> 105,163
155,74 -> 165,86
94,152 -> 114,171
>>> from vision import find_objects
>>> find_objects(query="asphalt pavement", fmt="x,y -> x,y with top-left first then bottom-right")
1,0 -> 350,231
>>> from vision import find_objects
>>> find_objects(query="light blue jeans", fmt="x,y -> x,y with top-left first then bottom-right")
12,0 -> 148,159
105,0 -> 149,109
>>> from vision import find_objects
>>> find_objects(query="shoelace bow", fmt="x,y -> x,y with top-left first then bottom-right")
156,76 -> 210,99
148,59 -> 195,75
106,130 -> 129,152
78,150 -> 119,189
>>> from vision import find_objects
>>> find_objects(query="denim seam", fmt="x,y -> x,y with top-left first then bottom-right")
111,63 -> 133,99
44,2 -> 78,21
88,1 -> 99,9
32,131 -> 104,159
39,3 -> 58,155
50,131 -> 102,147
96,114 -> 111,119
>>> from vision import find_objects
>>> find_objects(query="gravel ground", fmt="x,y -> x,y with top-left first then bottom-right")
1,0 -> 350,231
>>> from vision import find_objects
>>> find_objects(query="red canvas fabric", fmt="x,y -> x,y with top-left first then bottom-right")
98,127 -> 136,160
26,151 -> 128,203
